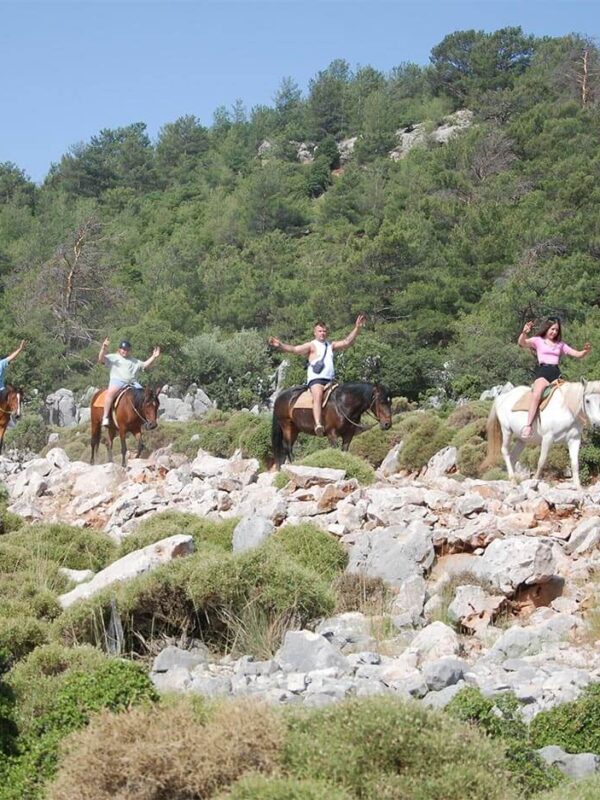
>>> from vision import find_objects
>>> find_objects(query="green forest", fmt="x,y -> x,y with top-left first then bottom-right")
2,27 -> 600,407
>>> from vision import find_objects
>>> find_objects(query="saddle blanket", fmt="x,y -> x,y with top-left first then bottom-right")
92,388 -> 131,410
511,379 -> 564,413
292,383 -> 337,411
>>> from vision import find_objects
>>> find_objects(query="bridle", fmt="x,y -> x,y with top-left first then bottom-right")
126,389 -> 157,427
0,389 -> 21,418
335,386 -> 383,429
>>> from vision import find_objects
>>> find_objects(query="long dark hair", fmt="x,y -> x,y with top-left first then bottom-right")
537,316 -> 562,341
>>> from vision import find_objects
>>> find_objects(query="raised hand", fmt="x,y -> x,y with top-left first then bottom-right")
152,346 -> 161,358
522,321 -> 534,334
268,336 -> 281,349
102,337 -> 110,349
355,314 -> 367,328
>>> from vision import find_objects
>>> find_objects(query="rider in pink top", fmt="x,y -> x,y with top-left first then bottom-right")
518,317 -> 591,439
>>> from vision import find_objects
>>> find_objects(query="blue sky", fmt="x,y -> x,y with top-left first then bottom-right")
1,1 -> 598,182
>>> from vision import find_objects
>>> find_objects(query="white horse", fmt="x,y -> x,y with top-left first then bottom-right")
485,379 -> 600,490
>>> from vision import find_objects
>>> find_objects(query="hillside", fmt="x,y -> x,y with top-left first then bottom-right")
1,28 -> 600,406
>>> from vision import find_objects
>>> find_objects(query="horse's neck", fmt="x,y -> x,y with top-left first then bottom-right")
556,382 -> 584,419
339,384 -> 373,414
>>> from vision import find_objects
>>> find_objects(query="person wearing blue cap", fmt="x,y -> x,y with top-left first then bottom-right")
98,338 -> 161,426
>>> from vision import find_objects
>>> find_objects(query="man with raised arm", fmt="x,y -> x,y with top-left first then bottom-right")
98,338 -> 160,427
0,340 -> 26,391
268,314 -> 366,435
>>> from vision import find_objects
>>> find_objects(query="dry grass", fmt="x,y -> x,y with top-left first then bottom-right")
49,699 -> 284,800
332,572 -> 392,616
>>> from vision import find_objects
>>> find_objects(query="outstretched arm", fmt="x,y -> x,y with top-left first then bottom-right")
98,337 -> 110,364
567,342 -> 592,359
332,314 -> 366,352
6,340 -> 26,363
518,321 -> 536,350
268,336 -> 311,356
143,346 -> 161,369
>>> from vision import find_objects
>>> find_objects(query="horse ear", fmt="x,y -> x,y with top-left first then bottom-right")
581,377 -> 588,389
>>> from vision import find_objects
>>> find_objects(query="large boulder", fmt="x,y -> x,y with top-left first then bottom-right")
232,516 -> 274,552
347,521 -> 434,587
275,630 -> 350,673
58,534 -> 195,608
475,536 -> 556,595
45,388 -> 78,427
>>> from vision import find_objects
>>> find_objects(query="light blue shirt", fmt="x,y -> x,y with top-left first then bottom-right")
0,357 -> 9,390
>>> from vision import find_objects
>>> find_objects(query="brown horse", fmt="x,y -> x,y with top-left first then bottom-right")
0,385 -> 23,455
90,386 -> 160,466
272,381 -> 392,469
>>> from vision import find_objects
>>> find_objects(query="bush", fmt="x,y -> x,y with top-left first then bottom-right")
398,415 -> 453,472
1,658 -> 158,799
222,775 -> 352,800
239,416 -> 273,467
529,683 -> 600,755
0,509 -> 24,536
48,699 -> 283,800
5,523 -> 116,571
446,402 -> 491,428
265,524 -> 348,581
3,415 -> 48,454
118,512 -> 235,557
0,615 -> 48,663
297,450 -> 375,485
331,573 -> 391,615
450,417 -> 487,448
457,441 -> 487,477
54,546 -> 336,654
349,426 -> 399,467
519,444 -> 570,479
535,774 -> 600,800
283,696 -> 519,800
446,688 -> 563,796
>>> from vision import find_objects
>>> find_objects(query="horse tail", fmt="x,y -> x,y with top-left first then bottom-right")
483,402 -> 502,470
271,409 -> 285,469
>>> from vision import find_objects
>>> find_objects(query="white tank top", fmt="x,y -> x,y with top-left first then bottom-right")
307,340 -> 335,383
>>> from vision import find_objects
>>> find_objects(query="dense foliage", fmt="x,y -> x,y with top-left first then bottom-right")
2,30 -> 600,408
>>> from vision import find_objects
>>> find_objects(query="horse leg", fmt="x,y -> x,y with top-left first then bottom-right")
135,430 -> 144,458
534,434 -> 553,482
0,433 -> 3,456
106,430 -> 114,463
286,425 -> 298,463
90,420 -> 101,465
510,438 -> 526,473
500,428 -> 516,482
566,435 -> 582,491
120,429 -> 128,467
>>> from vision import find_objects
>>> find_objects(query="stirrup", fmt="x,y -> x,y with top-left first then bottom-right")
314,424 -> 325,437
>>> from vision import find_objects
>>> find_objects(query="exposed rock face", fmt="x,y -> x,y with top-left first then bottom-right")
389,109 -> 474,161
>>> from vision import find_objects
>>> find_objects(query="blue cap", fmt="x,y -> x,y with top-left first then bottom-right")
119,340 -> 132,350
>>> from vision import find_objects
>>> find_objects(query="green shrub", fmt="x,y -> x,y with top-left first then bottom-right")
3,415 -> 48,454
273,472 -> 291,490
398,415 -> 453,472
451,417 -> 487,448
283,696 -> 519,800
265,524 -> 348,581
190,427 -> 235,458
349,426 -> 399,467
239,416 -> 273,466
297,449 -> 375,485
221,775 -> 352,800
1,658 -> 158,799
118,511 -> 235,557
54,546 -> 335,654
6,644 -> 109,737
0,615 -> 48,663
5,523 -> 116,571
446,688 -> 562,796
535,774 -> 600,800
446,402 -> 491,428
519,444 -> 570,479
0,509 -> 24,536
457,441 -> 487,477
529,683 -> 600,755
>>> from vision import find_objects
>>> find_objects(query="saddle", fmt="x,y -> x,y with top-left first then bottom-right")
292,382 -> 338,411
511,379 -> 564,413
93,387 -> 139,424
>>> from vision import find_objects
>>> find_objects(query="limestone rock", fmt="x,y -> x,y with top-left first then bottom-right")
232,515 -> 274,552
275,630 -> 350,673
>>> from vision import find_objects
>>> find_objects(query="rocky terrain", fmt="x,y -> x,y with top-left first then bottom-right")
2,440 -> 600,782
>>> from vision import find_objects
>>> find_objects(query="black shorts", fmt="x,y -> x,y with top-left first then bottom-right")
535,364 -> 561,382
308,378 -> 333,388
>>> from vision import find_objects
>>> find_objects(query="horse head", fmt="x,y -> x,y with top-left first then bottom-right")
373,384 -> 393,430
140,386 -> 160,430
0,385 -> 23,419
581,378 -> 600,427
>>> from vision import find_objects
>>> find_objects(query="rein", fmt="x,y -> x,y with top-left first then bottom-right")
335,389 -> 379,429
125,390 -> 155,426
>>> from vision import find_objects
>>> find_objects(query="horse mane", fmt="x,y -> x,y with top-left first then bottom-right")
560,381 -> 584,416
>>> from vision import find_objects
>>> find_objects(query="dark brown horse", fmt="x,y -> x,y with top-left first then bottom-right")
0,385 -> 23,455
90,386 -> 160,467
272,382 -> 392,469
